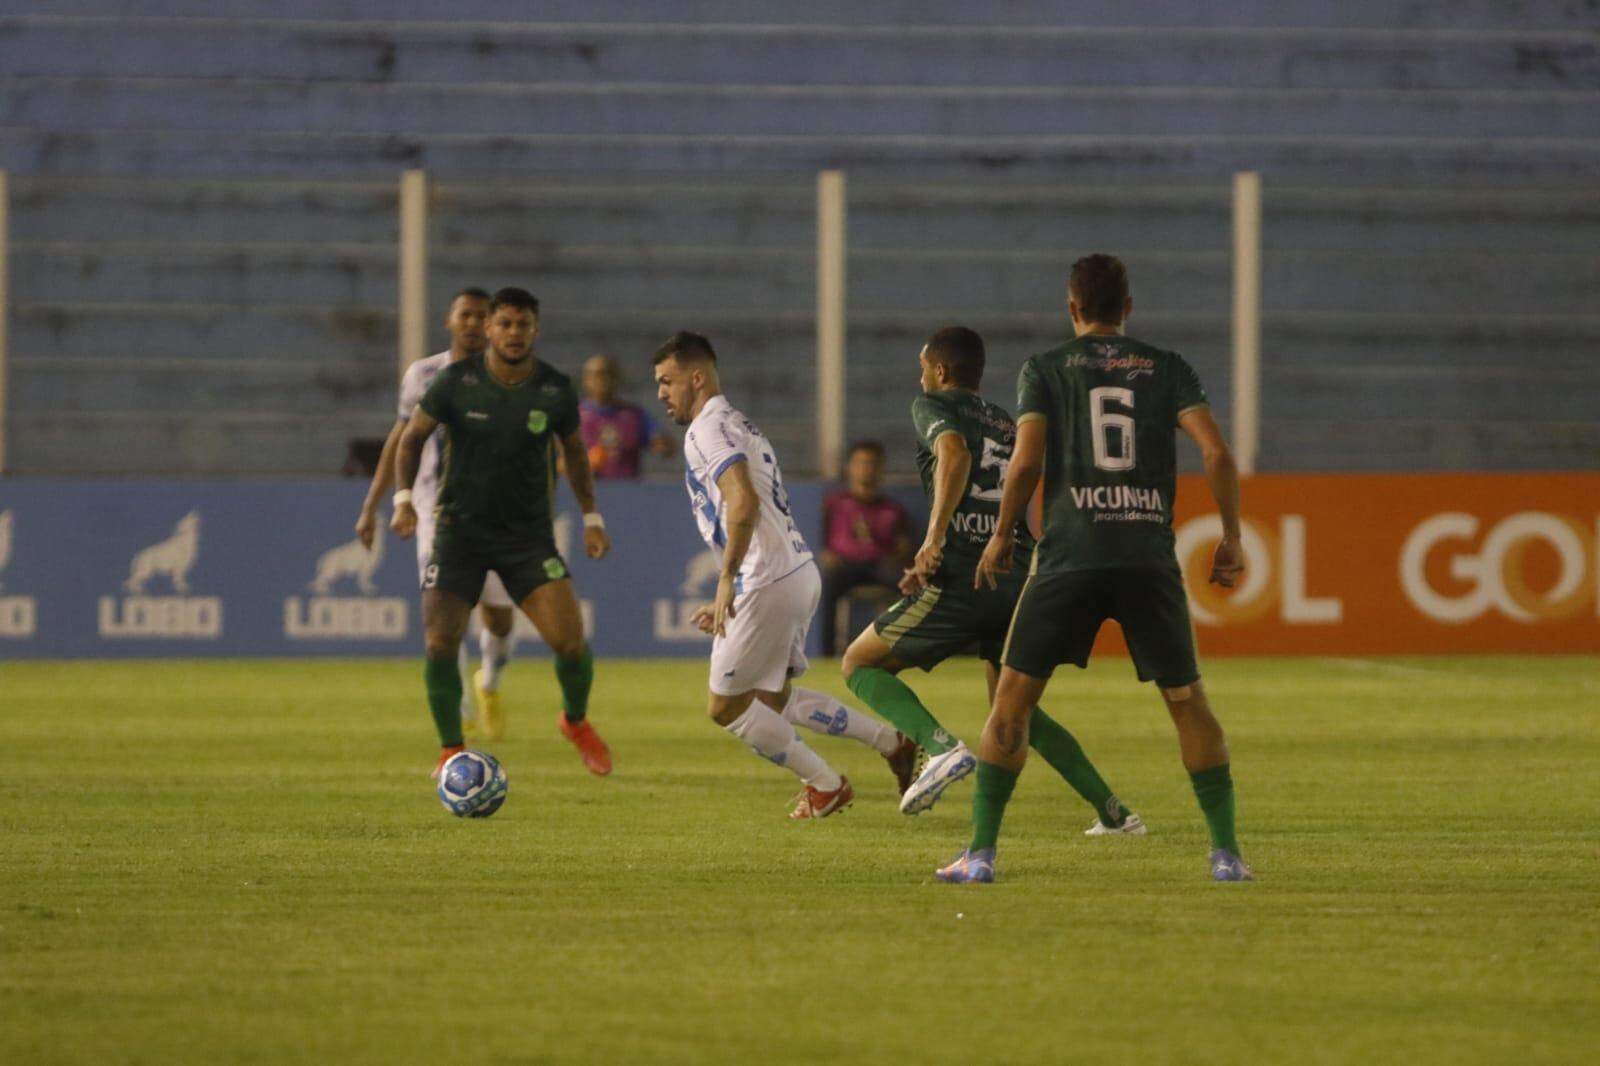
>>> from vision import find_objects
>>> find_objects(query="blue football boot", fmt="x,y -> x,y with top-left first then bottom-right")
935,847 -> 996,884
1210,848 -> 1254,882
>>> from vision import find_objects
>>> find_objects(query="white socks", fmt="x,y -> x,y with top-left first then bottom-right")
779,687 -> 900,756
725,702 -> 842,791
478,628 -> 514,692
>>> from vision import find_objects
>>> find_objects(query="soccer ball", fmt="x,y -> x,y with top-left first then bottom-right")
436,750 -> 508,818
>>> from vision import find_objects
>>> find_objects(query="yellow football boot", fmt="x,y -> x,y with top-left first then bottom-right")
474,668 -> 505,741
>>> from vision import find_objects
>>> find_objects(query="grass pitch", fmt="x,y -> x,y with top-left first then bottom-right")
2,655 -> 1597,1065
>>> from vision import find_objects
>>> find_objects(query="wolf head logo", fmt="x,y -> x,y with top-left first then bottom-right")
123,511 -> 201,594
679,550 -> 722,598
310,526 -> 386,595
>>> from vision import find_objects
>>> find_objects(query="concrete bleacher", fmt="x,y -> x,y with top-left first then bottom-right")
2,2 -> 1597,474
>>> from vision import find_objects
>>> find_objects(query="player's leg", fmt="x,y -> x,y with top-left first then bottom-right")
712,565 -> 852,818
763,565 -> 917,793
994,660 -> 1142,834
938,572 -> 1106,882
415,511 -> 476,732
518,577 -> 610,776
471,572 -> 517,740
841,621 -> 961,757
1162,680 -> 1247,879
421,586 -> 473,776
935,664 -> 1043,883
709,684 -> 852,819
1118,569 -> 1248,880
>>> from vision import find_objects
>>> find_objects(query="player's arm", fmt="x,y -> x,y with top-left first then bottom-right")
355,419 -> 406,548
1178,405 -> 1244,588
913,431 -> 971,583
390,405 -> 438,541
976,416 -> 1044,590
558,430 -> 610,560
706,458 -> 759,637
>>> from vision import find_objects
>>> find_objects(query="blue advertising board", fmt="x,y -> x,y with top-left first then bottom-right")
0,479 -> 922,660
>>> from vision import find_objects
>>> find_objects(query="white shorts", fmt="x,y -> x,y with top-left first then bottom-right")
709,561 -> 820,697
415,508 -> 514,609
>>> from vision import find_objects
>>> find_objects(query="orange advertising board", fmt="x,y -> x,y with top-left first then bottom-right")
1095,472 -> 1600,657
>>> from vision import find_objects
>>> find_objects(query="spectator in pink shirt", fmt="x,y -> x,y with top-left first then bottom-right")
579,354 -> 675,479
820,440 -> 914,654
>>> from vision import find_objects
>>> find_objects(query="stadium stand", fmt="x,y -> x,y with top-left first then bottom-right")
2,0 -> 1597,473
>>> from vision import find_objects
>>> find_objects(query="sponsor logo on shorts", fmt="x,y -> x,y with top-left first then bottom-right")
0,510 -> 38,639
99,511 -> 223,639
284,525 -> 407,640
543,557 -> 566,581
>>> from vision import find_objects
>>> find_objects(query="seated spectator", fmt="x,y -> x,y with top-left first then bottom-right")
579,354 -> 675,479
820,440 -> 913,654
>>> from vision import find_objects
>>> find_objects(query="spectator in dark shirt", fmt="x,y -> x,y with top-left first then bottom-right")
820,440 -> 913,654
579,354 -> 675,479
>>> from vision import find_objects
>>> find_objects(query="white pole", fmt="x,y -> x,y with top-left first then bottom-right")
0,170 -> 9,475
816,169 -> 847,478
1231,171 -> 1262,477
399,169 -> 428,381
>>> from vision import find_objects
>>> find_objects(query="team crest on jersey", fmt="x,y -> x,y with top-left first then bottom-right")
527,410 -> 549,434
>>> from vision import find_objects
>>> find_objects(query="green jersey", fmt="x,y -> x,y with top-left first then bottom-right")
418,352 -> 579,544
911,388 -> 1036,581
1017,334 -> 1208,573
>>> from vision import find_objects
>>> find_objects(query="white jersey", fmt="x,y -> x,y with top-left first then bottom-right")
397,351 -> 455,514
683,395 -> 813,593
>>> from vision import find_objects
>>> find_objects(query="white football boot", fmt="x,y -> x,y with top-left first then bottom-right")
1084,811 -> 1148,836
900,741 -> 977,815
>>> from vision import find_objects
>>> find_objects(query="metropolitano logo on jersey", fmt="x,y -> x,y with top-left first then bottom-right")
0,510 -> 38,638
284,525 -> 407,639
99,510 -> 222,638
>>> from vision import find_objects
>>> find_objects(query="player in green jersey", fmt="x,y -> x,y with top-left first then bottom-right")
938,254 -> 1251,884
842,326 -> 1143,834
393,287 -> 614,779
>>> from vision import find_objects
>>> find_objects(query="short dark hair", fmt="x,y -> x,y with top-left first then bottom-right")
653,330 -> 717,366
1069,254 -> 1129,325
489,286 -> 540,317
923,326 -> 986,389
848,440 -> 886,461
454,287 -> 491,304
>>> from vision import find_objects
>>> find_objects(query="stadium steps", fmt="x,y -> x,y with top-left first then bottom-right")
10,1 -> 1600,32
9,19 -> 1598,90
14,80 -> 1600,142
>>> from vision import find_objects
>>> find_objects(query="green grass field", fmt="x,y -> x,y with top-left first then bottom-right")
2,655 -> 1597,1064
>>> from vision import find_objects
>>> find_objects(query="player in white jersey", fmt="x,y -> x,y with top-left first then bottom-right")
355,288 -> 518,738
652,331 -> 919,819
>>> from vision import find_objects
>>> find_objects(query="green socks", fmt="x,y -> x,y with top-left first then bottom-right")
846,667 -> 957,755
969,761 -> 1020,853
1189,763 -> 1240,854
555,645 -> 595,723
424,655 -> 465,747
1028,708 -> 1126,827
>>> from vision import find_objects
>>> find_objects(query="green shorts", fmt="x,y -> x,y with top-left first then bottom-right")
423,519 -> 567,607
1001,567 -> 1199,688
872,571 -> 1026,670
